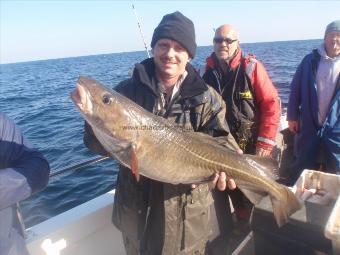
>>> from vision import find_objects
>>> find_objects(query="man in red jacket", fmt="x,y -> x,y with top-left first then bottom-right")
203,24 -> 281,222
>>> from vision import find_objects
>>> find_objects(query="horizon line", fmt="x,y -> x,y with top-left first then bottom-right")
0,38 -> 322,65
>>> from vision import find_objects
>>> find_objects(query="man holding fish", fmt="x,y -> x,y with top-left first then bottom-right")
81,11 -> 241,255
75,11 -> 300,255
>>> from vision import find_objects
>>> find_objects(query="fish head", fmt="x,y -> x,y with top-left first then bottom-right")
70,76 -> 138,148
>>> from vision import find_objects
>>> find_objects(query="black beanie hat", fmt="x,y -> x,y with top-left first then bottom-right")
151,11 -> 196,58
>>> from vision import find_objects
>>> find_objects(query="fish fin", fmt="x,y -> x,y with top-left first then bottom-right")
239,186 -> 267,205
244,155 -> 280,180
130,145 -> 139,182
186,132 -> 236,151
270,186 -> 302,227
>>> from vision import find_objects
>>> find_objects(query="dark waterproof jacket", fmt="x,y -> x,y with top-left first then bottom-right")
287,50 -> 340,172
0,112 -> 50,196
84,58 -> 237,255
0,112 -> 50,255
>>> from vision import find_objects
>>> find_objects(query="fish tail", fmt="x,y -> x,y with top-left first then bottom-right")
271,186 -> 301,227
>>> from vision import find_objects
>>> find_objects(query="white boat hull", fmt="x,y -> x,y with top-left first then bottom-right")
26,190 -> 125,255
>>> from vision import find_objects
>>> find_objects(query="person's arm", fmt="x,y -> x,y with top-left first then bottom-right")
0,112 -> 50,210
0,169 -> 31,210
250,61 -> 281,156
287,61 -> 304,134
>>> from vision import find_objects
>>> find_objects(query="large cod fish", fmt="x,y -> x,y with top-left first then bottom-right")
71,76 -> 301,227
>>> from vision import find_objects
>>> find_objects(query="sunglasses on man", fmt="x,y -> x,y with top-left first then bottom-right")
213,37 -> 238,44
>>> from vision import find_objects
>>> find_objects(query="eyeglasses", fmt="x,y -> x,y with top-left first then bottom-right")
213,37 -> 238,44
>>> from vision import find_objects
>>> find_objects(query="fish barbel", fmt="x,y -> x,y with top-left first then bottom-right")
70,76 -> 301,226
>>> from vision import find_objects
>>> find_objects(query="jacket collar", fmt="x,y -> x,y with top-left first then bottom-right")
312,49 -> 321,77
206,47 -> 243,71
133,58 -> 208,99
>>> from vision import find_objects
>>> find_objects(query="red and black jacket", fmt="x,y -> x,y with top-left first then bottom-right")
202,49 -> 281,152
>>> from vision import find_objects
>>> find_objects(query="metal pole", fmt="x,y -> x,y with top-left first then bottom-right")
15,202 -> 27,239
132,4 -> 151,58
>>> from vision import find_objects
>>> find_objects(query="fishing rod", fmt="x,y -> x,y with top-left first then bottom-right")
131,4 -> 151,58
49,155 -> 110,177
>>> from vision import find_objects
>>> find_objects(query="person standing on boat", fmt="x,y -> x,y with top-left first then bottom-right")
0,112 -> 50,255
287,20 -> 340,181
84,11 -> 241,255
202,24 -> 281,223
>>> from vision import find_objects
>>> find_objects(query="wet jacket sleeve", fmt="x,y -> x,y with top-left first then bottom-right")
250,61 -> 281,149
0,112 -> 50,210
287,61 -> 303,121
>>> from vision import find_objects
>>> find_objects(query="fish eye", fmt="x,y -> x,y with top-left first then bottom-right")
102,94 -> 113,105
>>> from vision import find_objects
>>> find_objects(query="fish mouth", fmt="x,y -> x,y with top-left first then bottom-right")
70,83 -> 93,114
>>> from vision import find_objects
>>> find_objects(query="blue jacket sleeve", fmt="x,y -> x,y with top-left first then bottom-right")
287,60 -> 303,121
0,112 -> 50,195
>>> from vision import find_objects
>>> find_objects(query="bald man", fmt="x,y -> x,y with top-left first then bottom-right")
202,24 -> 281,222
